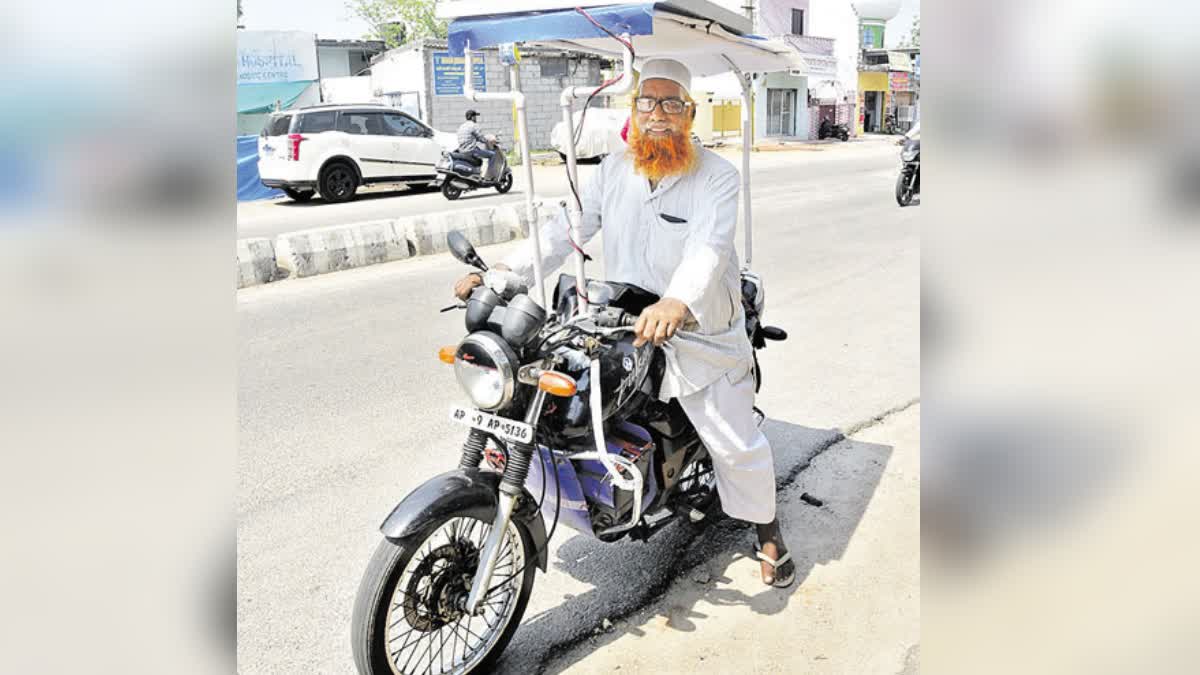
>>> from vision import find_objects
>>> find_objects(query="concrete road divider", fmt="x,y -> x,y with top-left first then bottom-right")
273,219 -> 410,280
237,238 -> 283,288
403,208 -> 509,257
236,199 -> 565,289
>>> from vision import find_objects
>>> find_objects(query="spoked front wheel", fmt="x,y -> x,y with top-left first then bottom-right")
352,514 -> 536,674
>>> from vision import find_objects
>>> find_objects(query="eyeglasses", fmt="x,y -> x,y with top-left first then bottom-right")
634,97 -> 691,115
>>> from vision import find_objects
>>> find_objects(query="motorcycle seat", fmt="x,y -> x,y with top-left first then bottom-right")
450,151 -> 483,166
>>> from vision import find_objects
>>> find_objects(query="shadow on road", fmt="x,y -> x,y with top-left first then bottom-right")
495,418 -> 892,674
270,185 -> 440,207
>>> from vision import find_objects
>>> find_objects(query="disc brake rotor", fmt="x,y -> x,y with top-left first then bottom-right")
402,542 -> 477,632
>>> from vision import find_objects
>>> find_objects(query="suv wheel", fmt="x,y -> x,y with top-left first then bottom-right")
318,162 -> 358,203
282,187 -> 314,203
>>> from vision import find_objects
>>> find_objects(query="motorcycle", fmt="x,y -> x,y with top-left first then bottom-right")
435,135 -> 515,201
883,111 -> 898,135
896,133 -> 921,207
818,118 -> 849,142
351,230 -> 788,674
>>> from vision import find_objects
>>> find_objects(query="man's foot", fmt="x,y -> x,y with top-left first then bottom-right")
755,520 -> 796,588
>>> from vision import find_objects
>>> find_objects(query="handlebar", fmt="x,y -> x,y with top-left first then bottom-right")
592,307 -> 639,329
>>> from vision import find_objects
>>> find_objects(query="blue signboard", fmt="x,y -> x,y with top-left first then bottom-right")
433,52 -> 487,96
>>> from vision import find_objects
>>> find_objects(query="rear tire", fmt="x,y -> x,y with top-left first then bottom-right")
352,514 -> 537,674
318,161 -> 358,203
282,187 -> 314,203
896,170 -> 914,207
442,182 -> 463,200
676,451 -> 723,535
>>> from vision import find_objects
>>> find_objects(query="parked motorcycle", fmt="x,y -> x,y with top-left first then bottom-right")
435,135 -> 514,201
351,230 -> 787,674
883,111 -> 898,135
895,133 -> 921,207
818,118 -> 849,142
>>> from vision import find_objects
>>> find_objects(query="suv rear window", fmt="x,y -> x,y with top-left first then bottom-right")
261,114 -> 294,137
295,111 -> 338,134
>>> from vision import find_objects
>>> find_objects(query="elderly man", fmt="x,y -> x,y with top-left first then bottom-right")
454,59 -> 794,587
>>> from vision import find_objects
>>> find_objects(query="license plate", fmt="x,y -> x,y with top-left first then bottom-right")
448,405 -> 533,445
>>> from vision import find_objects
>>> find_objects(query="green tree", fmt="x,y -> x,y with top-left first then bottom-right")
346,0 -> 447,48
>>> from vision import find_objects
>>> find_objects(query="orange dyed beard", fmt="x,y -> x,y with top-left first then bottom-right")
628,113 -> 698,181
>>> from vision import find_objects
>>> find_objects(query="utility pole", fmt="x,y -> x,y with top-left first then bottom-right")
741,0 -> 755,28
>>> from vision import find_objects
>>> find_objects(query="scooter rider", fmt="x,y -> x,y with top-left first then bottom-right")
457,109 -> 499,181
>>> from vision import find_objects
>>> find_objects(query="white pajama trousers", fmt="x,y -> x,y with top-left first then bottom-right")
676,365 -> 777,524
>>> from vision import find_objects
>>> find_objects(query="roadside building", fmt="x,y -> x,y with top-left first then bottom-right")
850,0 -> 920,135
236,30 -> 321,135
859,47 -> 918,133
711,0 -> 860,140
341,41 -> 607,150
316,39 -> 386,104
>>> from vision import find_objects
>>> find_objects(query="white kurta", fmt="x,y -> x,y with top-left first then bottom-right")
502,146 -> 777,523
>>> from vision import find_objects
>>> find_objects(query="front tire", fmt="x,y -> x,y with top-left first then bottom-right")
441,182 -> 463,200
352,514 -> 536,674
319,161 -> 359,203
895,170 -> 914,207
495,172 -> 513,194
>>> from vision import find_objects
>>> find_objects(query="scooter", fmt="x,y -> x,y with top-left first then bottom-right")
435,135 -> 515,201
350,231 -> 787,674
896,133 -> 920,207
818,118 -> 849,142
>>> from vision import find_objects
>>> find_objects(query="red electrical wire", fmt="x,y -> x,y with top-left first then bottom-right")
562,7 -> 638,304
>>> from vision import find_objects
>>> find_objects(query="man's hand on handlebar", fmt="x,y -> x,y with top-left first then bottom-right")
453,263 -> 512,301
632,298 -> 692,347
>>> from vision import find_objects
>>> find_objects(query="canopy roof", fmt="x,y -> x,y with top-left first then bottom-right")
441,1 -> 806,78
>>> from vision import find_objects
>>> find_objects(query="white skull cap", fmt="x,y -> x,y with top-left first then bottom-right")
638,58 -> 692,96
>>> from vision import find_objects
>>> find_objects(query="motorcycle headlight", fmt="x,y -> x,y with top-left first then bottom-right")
454,333 -> 517,411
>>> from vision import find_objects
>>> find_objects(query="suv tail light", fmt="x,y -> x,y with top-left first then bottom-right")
287,134 -> 306,161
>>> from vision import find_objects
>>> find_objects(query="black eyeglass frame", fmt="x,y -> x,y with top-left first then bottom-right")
634,96 -> 693,115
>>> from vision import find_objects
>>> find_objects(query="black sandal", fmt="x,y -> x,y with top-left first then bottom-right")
755,542 -> 796,588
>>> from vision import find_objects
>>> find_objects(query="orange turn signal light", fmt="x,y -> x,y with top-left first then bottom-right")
438,346 -> 457,364
538,372 -> 578,397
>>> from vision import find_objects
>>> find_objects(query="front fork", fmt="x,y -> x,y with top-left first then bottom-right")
463,387 -> 549,615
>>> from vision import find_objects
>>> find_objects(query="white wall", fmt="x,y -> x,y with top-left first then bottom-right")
755,71 -> 806,138
320,76 -> 375,104
807,0 -> 862,93
371,48 -> 430,121
757,0 -> 810,36
317,48 -> 351,79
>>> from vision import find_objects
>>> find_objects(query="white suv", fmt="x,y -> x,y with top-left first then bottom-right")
258,104 -> 457,203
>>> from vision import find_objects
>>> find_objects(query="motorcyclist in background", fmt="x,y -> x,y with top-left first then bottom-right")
457,109 -> 499,181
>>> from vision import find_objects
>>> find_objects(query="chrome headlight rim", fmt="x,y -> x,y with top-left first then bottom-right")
454,332 -> 517,411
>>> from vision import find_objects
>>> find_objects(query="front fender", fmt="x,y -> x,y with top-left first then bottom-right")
379,468 -> 549,571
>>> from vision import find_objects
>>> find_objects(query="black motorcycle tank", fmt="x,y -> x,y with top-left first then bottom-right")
540,335 -> 660,439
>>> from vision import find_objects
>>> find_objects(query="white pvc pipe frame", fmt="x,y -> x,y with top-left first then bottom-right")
464,40 -> 757,312
463,43 -> 548,307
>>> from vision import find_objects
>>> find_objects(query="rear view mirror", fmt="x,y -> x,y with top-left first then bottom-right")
447,231 -> 487,271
